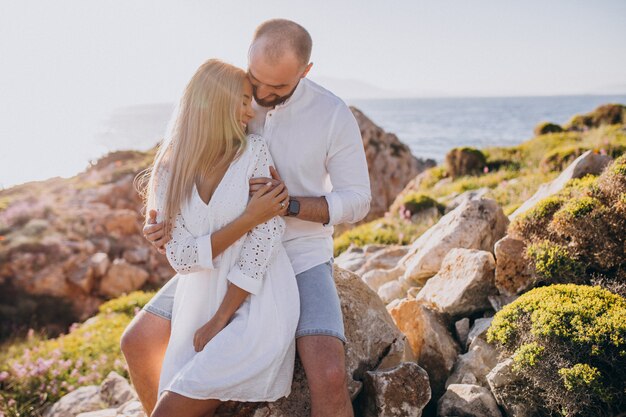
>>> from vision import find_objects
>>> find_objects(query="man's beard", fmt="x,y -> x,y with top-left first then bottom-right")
253,82 -> 299,108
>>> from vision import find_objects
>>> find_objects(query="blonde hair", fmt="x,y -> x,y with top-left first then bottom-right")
138,59 -> 247,233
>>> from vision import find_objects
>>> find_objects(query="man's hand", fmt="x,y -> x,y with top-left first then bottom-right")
249,166 -> 289,216
143,209 -> 169,254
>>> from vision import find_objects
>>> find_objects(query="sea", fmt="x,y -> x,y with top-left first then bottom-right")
4,95 -> 626,189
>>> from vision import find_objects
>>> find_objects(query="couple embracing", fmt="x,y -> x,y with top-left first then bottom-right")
121,19 -> 371,417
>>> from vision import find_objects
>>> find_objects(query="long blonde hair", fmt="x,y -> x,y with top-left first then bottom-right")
139,59 -> 247,232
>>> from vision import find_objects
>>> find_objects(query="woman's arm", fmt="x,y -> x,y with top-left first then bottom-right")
194,138 -> 286,351
150,167 -> 287,274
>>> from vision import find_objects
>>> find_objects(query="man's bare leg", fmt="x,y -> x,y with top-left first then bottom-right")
120,310 -> 171,415
297,335 -> 354,417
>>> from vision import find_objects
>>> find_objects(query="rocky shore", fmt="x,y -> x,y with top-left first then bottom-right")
1,104 -> 625,417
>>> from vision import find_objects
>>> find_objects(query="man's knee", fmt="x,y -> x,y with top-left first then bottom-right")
318,360 -> 347,390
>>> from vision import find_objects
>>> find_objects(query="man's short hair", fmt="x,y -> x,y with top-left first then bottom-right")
251,19 -> 312,66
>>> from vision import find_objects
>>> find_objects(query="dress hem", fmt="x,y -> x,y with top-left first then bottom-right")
160,388 -> 291,403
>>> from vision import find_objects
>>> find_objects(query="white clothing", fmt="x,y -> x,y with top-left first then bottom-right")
248,78 -> 371,274
155,135 -> 300,401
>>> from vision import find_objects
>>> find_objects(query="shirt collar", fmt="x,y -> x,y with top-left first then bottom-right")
274,77 -> 308,110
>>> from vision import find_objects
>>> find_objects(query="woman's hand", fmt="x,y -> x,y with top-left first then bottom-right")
243,179 -> 289,226
193,315 -> 228,352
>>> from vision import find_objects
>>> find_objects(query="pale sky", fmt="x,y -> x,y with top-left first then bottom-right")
1,0 -> 626,188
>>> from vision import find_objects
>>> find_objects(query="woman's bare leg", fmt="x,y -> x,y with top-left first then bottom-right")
151,391 -> 221,417
120,310 -> 171,415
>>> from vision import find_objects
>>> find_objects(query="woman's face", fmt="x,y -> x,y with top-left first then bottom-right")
239,78 -> 256,130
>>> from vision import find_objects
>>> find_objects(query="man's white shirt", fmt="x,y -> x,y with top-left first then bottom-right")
248,78 -> 371,275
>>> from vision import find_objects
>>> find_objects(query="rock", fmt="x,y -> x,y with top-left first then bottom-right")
76,410 -> 117,417
565,104 -> 626,131
509,150 -> 612,220
351,107 -> 436,221
446,338 -> 499,388
437,384 -> 502,417
99,259 -> 149,298
400,198 -> 509,286
335,246 -> 367,272
213,266 -> 410,416
493,236 -> 534,296
377,280 -> 407,304
123,247 -> 150,264
104,209 -> 140,237
443,187 -> 490,214
467,318 -> 493,349
414,248 -> 497,318
363,267 -> 404,292
356,246 -> 409,276
90,252 -> 110,278
44,385 -> 105,417
445,148 -> 487,178
455,318 -> 470,347
534,122 -> 563,136
99,371 -> 138,407
389,299 -> 460,399
488,294 -> 518,312
115,400 -> 145,417
388,170 -> 436,215
487,359 -> 535,417
358,362 -> 431,417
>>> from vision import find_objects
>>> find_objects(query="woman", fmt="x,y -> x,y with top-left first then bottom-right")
144,59 -> 300,417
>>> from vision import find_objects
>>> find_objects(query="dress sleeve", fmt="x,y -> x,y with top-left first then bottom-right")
151,167 -> 217,274
226,137 -> 285,295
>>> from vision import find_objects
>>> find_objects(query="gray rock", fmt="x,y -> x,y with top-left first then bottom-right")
487,359 -> 535,417
414,248 -> 497,318
455,318 -> 470,347
44,386 -> 105,417
488,294 -> 518,312
467,318 -> 493,349
509,150 -> 612,220
363,267 -> 404,292
99,371 -> 138,407
359,362 -> 431,417
444,187 -> 490,213
377,280 -> 407,304
446,338 -> 499,388
438,384 -> 502,417
400,198 -> 509,286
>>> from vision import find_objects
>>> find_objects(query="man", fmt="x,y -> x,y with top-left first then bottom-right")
121,19 -> 370,417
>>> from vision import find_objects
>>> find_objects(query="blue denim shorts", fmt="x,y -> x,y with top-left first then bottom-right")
143,259 -> 346,343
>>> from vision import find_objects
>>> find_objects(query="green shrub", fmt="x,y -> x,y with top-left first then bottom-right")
487,284 -> 626,416
526,240 -> 585,284
0,291 -> 154,416
539,145 -> 587,172
509,195 -> 566,240
534,122 -> 564,136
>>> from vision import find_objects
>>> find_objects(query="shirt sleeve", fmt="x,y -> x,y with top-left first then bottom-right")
324,105 -> 372,226
226,137 -> 285,295
151,167 -> 217,274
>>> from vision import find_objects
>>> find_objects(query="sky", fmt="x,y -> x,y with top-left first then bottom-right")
1,0 -> 626,188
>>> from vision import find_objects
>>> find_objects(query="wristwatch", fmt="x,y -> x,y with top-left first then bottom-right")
286,198 -> 300,217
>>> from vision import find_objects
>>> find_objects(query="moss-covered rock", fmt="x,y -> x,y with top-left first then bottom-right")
565,104 -> 626,131
534,121 -> 564,136
400,192 -> 444,216
487,284 -> 626,416
444,147 -> 487,178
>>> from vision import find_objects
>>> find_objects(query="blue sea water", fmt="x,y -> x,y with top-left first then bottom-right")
348,95 -> 626,163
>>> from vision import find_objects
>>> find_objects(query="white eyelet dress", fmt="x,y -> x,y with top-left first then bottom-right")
155,135 -> 299,402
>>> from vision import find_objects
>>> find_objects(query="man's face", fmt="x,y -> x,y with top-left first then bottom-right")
247,43 -> 311,108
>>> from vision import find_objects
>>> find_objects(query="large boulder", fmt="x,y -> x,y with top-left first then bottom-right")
414,248 -> 497,318
357,362 -> 431,417
351,107 -> 435,221
389,299 -> 460,400
509,150 -> 612,221
437,384 -> 502,417
213,266 -> 412,416
400,198 -> 509,286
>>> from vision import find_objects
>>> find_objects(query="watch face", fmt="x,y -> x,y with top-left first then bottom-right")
288,199 -> 300,216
